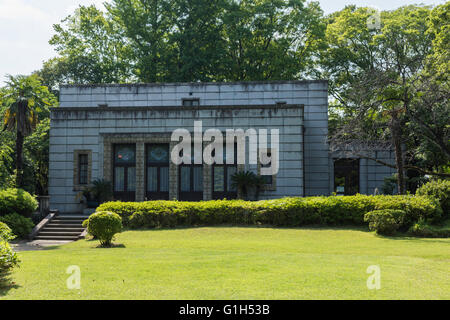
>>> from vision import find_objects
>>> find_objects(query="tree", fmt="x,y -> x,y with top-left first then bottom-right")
0,75 -> 56,188
44,0 -> 325,83
24,119 -> 50,195
167,0 -> 227,82
49,5 -> 134,85
221,0 -> 325,81
106,0 -> 175,82
321,5 -> 449,194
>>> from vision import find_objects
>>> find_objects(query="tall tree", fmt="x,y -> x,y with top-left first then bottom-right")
106,0 -> 175,82
45,0 -> 325,83
221,0 -> 325,81
168,0 -> 227,82
321,5 -> 448,193
49,5 -> 134,85
0,75 -> 56,188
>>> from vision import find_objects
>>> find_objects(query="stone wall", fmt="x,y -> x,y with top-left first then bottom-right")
58,80 -> 330,196
50,101 -> 305,213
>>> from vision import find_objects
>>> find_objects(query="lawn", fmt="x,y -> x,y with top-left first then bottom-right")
2,227 -> 449,300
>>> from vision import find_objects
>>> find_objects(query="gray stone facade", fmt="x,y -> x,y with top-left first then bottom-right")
49,80 -> 394,213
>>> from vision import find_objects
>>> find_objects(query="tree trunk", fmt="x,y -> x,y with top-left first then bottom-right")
390,115 -> 406,194
16,130 -> 24,188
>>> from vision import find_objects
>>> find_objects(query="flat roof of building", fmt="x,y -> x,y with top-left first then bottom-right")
59,79 -> 328,88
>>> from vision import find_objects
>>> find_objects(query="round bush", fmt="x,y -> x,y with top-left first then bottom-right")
86,211 -> 122,247
0,213 -> 34,239
364,209 -> 406,235
0,188 -> 38,218
416,180 -> 450,218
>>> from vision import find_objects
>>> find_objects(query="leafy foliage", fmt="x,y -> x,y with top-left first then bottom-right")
0,213 -> 34,239
0,222 -> 19,287
0,188 -> 38,218
0,222 -> 15,242
408,219 -> 450,238
321,4 -> 450,192
416,179 -> 450,217
0,75 -> 56,188
46,0 -> 325,83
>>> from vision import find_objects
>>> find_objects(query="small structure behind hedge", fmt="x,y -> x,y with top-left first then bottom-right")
97,195 -> 442,232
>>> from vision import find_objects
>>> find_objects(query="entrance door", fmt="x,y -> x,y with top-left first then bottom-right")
334,159 -> 360,195
212,144 -> 237,200
113,144 -> 136,201
146,144 -> 170,200
179,165 -> 203,201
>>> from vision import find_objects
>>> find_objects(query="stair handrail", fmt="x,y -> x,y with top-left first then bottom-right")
28,209 -> 59,241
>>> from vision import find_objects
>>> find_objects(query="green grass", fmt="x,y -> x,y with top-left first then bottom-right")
2,227 -> 449,300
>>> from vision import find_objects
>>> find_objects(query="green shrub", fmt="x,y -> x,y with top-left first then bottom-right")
85,211 -> 122,247
0,213 -> 34,239
416,180 -> 450,218
0,188 -> 38,218
0,222 -> 15,241
97,195 -> 440,230
0,222 -> 19,286
408,219 -> 450,238
364,209 -> 406,235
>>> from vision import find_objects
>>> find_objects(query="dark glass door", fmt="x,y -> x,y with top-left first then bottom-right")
334,159 -> 360,195
212,144 -> 237,200
179,165 -> 203,201
146,144 -> 170,200
113,144 -> 136,201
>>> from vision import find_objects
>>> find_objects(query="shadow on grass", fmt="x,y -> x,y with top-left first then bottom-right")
121,225 -> 450,243
0,277 -> 21,297
374,233 -> 450,244
122,224 -> 369,233
94,243 -> 126,249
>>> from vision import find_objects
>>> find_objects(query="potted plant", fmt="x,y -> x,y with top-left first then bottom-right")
231,171 -> 257,200
77,179 -> 113,209
90,179 -> 113,205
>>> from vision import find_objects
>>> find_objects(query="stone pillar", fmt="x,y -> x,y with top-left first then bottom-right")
203,164 -> 212,200
103,142 -> 112,183
169,141 -> 179,200
136,142 -> 145,201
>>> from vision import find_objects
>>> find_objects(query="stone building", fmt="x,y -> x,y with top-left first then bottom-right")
49,80 -> 396,213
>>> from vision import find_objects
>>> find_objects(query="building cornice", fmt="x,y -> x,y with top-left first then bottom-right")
50,104 -> 304,113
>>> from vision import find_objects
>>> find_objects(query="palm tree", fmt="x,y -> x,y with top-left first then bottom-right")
1,75 -> 53,187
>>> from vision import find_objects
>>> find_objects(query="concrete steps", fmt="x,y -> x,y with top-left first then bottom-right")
34,215 -> 88,241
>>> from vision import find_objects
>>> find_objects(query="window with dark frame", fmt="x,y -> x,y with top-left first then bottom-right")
212,143 -> 237,200
78,154 -> 89,185
182,98 -> 200,107
179,143 -> 203,201
113,144 -> 136,201
146,144 -> 170,200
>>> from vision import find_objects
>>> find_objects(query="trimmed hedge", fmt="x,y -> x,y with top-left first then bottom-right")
416,180 -> 450,219
97,195 -> 441,229
0,188 -> 38,218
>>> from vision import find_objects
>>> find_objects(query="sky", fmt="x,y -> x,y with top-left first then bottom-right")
0,0 -> 446,85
